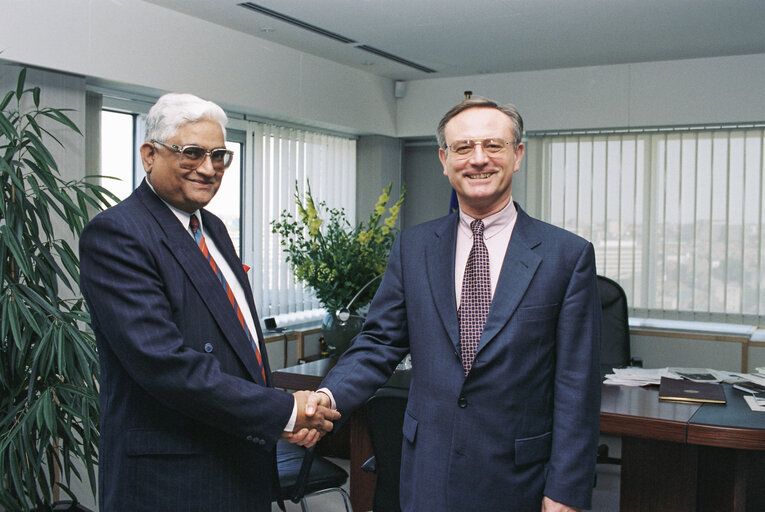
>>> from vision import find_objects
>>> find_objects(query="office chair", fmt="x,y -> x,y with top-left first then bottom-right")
361,386 -> 409,512
596,275 -> 640,467
275,440 -> 352,512
597,275 -> 641,378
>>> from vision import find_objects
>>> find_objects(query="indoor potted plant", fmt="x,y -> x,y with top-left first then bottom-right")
0,67 -> 116,511
272,180 -> 404,354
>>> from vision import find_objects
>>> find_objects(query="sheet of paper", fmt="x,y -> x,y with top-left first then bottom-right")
743,395 -> 765,412
603,367 -> 679,386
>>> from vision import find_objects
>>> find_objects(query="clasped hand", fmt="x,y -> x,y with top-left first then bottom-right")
282,390 -> 340,447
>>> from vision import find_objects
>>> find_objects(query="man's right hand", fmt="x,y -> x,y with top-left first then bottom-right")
285,391 -> 340,447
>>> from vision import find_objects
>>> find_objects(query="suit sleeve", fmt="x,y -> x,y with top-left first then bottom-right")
79,212 -> 294,446
544,242 -> 602,508
320,234 -> 411,417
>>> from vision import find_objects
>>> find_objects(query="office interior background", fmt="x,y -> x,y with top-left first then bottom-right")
2,0 -> 765,508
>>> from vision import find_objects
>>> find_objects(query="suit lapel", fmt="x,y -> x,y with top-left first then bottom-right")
425,214 -> 460,351
201,209 -> 273,383
135,182 -> 267,385
477,205 -> 542,354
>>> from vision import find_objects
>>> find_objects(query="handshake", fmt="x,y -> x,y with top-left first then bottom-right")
282,390 -> 341,448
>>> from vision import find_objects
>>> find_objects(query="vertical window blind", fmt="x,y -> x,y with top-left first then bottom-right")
534,125 -> 765,324
242,122 -> 356,325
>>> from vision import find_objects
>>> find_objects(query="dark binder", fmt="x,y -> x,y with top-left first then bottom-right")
658,376 -> 727,404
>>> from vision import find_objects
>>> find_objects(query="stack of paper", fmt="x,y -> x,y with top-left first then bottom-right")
603,367 -> 680,386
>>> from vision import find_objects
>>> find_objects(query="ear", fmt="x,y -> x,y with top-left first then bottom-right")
139,142 -> 156,173
439,147 -> 449,176
513,142 -> 525,173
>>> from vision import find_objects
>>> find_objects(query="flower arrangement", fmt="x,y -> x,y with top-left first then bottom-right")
272,180 -> 405,314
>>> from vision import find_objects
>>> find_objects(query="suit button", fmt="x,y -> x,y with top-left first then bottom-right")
204,343 -> 213,353
246,435 -> 253,442
458,396 -> 468,408
258,439 -> 266,446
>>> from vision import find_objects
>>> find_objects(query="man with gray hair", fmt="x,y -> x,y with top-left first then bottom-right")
80,93 -> 338,511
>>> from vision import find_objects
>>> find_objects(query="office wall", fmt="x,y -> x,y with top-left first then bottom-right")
0,0 -> 397,137
356,135 -> 403,224
396,53 -> 765,137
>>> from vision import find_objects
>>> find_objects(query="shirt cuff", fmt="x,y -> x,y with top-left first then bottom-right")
317,387 -> 337,410
283,397 -> 298,432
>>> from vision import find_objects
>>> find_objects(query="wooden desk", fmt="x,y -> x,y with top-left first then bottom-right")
273,363 -> 765,512
271,357 -> 335,390
601,384 -> 765,512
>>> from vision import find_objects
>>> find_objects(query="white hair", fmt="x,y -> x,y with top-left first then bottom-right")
144,93 -> 228,142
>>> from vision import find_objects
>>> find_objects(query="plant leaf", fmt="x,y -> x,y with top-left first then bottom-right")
15,67 -> 26,99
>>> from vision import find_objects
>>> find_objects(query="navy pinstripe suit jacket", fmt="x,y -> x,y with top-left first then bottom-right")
80,180 -> 293,511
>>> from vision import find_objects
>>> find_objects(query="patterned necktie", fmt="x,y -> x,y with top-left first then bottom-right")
189,214 -> 266,382
458,219 -> 491,375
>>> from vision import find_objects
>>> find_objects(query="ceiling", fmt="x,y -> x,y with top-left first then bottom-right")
145,0 -> 765,81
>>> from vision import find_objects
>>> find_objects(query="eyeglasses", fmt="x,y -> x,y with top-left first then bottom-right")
152,140 -> 234,171
445,138 -> 515,157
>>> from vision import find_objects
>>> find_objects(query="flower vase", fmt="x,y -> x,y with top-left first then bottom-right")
321,311 -> 364,356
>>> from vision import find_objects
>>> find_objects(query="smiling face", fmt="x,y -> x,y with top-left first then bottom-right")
439,107 -> 525,219
140,119 -> 226,213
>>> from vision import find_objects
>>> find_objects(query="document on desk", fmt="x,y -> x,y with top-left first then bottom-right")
603,367 -> 679,386
658,376 -> 727,404
743,395 -> 765,412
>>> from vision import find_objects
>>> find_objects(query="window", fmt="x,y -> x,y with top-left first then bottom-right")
534,125 -> 765,324
206,136 -> 244,254
241,123 -> 356,325
100,110 -> 136,201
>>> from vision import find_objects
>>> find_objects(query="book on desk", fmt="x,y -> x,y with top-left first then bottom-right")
658,376 -> 727,405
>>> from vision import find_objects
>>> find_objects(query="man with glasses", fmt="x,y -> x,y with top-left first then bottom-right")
306,98 -> 601,511
80,93 -> 338,511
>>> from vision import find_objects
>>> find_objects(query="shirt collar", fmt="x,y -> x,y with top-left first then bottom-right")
458,197 -> 517,240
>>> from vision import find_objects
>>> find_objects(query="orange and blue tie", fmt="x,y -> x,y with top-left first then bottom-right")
189,214 -> 266,382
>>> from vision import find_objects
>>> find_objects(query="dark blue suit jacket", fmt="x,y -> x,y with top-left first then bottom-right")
80,180 -> 293,511
321,204 -> 601,511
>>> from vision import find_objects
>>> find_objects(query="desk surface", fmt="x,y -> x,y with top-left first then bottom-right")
271,357 -> 336,390
600,383 -> 765,448
600,384 -> 699,443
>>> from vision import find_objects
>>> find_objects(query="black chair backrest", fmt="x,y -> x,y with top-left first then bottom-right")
275,441 -> 348,503
598,276 -> 631,374
597,275 -> 631,377
365,386 -> 409,512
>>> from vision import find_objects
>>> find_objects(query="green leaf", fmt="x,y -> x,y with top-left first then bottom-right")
0,105 -> 18,139
40,108 -> 82,135
15,67 -> 26,99
0,88 -> 13,110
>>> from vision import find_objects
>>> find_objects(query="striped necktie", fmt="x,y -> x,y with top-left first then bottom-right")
189,214 -> 266,382
458,219 -> 491,375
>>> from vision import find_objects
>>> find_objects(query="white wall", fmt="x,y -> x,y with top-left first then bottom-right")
0,0 -> 397,136
3,1 -> 764,140
396,53 -> 765,137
